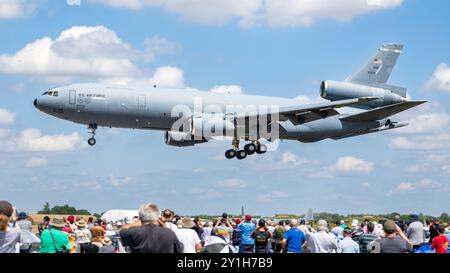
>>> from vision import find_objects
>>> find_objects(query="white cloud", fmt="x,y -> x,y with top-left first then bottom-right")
0,26 -> 140,81
393,179 -> 444,194
0,0 -> 36,19
17,128 -> 84,152
330,156 -> 374,175
395,113 -> 450,134
92,0 -> 262,26
425,63 -> 450,93
67,0 -> 81,6
25,157 -> 48,168
257,191 -> 289,202
211,85 -> 243,95
102,66 -> 185,88
109,176 -> 131,187
390,133 -> 450,150
217,178 -> 247,189
92,0 -> 403,28
143,36 -> 181,63
395,182 -> 415,193
0,108 -> 15,125
264,0 -> 403,27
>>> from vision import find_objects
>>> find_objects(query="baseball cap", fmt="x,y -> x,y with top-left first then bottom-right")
235,219 -> 241,225
258,219 -> 266,227
245,215 -> 252,221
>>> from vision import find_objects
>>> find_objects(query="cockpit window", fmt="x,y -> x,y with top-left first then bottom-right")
42,92 -> 48,96
53,91 -> 59,97
48,91 -> 53,96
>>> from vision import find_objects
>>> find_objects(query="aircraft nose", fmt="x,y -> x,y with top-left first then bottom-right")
33,98 -> 38,108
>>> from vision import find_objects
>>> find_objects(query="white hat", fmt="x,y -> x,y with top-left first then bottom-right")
351,219 -> 359,227
317,220 -> 328,231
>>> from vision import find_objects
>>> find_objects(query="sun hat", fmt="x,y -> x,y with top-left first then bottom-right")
351,219 -> 359,227
162,209 -> 174,221
181,217 -> 196,229
317,220 -> 328,231
102,237 -> 112,246
76,219 -> 87,228
50,217 -> 66,228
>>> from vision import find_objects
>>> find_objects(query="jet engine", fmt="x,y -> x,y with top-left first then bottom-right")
164,131 -> 207,147
320,80 -> 406,108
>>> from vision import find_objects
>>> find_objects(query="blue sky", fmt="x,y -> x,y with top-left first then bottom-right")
1,0 -> 450,216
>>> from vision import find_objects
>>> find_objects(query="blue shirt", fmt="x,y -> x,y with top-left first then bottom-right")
284,227 -> 306,253
239,222 -> 256,245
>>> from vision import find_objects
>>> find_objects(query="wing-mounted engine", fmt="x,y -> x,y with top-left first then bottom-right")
164,131 -> 208,147
320,80 -> 406,109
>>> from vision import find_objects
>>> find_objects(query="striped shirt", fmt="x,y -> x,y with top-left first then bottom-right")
359,233 -> 378,253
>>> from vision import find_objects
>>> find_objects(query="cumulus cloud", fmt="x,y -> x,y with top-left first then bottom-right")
91,0 -> 403,28
0,26 -> 181,84
106,66 -> 185,88
0,0 -> 36,19
210,85 -> 243,95
0,26 -> 138,80
25,157 -> 48,168
0,108 -> 15,125
17,128 -> 84,152
425,63 -> 450,93
330,156 -> 374,175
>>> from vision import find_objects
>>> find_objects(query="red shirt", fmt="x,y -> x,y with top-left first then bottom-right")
431,235 -> 449,254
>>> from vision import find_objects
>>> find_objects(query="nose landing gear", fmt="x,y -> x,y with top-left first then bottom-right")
87,124 -> 97,146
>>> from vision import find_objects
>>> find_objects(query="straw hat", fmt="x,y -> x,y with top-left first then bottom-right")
76,219 -> 87,228
50,218 -> 66,228
102,237 -> 112,246
181,218 -> 195,229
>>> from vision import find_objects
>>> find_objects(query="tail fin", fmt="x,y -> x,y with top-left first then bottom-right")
346,44 -> 403,85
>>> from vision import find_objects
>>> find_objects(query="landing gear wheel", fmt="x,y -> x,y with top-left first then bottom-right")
256,144 -> 267,154
244,143 -> 257,155
225,149 -> 237,159
236,150 -> 247,160
88,137 -> 96,146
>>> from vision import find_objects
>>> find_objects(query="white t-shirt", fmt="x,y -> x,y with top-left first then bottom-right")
0,225 -> 21,253
166,222 -> 179,232
308,231 -> 337,253
175,228 -> 201,253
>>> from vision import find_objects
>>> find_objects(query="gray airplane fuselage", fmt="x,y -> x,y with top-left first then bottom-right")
34,83 -> 385,143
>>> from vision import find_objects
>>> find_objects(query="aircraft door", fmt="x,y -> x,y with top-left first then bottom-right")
137,95 -> 146,111
69,90 -> 76,104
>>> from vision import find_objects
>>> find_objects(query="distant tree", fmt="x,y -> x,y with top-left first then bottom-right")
38,203 -> 91,215
38,202 -> 51,214
439,213 -> 450,223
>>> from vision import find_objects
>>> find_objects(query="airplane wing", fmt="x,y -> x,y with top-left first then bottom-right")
236,97 -> 379,124
339,101 -> 427,122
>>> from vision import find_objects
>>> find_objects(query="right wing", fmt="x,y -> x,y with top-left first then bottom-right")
236,97 -> 380,125
339,101 -> 427,122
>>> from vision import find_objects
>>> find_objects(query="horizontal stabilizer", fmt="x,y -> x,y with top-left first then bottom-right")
340,101 -> 427,122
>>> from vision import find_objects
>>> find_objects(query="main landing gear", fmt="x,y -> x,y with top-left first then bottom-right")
87,124 -> 97,146
225,139 -> 267,160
